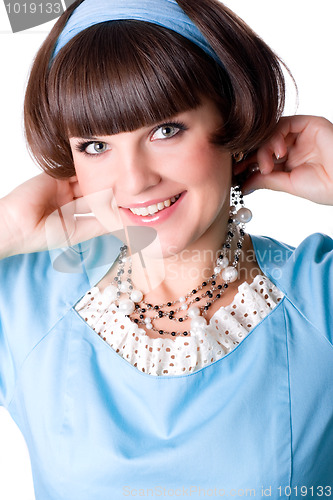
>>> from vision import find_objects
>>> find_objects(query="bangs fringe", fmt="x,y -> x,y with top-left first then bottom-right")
49,21 -> 225,139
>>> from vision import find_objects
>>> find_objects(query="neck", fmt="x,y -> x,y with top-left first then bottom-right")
127,214 -> 241,305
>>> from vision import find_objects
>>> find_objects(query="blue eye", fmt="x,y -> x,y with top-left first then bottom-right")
151,121 -> 187,141
85,142 -> 109,154
75,141 -> 110,156
153,125 -> 179,139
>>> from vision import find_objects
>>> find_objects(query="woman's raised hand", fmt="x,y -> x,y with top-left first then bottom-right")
0,172 -> 109,258
234,115 -> 333,205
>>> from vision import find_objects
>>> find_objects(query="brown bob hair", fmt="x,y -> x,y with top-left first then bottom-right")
24,0 -> 287,178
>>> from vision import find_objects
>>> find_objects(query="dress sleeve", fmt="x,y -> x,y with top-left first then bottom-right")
0,316 -> 15,408
268,233 -> 333,346
0,235 -> 118,407
0,254 -> 21,408
0,250 -> 66,408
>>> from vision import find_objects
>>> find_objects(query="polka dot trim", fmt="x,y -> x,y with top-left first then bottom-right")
75,275 -> 284,376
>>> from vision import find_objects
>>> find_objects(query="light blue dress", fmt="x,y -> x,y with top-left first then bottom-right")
0,233 -> 332,499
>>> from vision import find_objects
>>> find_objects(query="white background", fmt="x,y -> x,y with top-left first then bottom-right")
0,2 -> 333,498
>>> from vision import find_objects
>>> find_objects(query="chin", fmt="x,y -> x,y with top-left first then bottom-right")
142,236 -> 182,261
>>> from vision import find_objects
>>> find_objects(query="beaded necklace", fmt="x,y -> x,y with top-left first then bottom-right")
102,186 -> 252,337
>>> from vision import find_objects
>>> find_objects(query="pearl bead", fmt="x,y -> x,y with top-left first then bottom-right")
235,207 -> 252,223
130,289 -> 143,303
214,266 -> 222,275
179,296 -> 186,303
188,306 -> 200,318
222,266 -> 238,283
119,281 -> 131,293
118,299 -> 135,314
191,316 -> 207,328
181,304 -> 188,311
191,326 -> 206,336
144,317 -> 152,324
145,323 -> 153,330
104,285 -> 118,301
218,256 -> 229,268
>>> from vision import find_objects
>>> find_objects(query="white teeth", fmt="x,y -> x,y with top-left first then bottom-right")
148,205 -> 158,214
129,194 -> 180,217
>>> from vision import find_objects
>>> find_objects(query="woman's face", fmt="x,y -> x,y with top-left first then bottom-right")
69,98 -> 232,258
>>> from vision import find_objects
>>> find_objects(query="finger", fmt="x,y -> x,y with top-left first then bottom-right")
56,176 -> 83,202
44,206 -> 76,249
233,163 -> 260,188
233,153 -> 258,176
70,216 -> 110,245
83,189 -> 124,233
274,115 -> 314,137
57,195 -> 104,216
69,177 -> 84,200
72,196 -> 94,215
44,197 -> 94,249
68,175 -> 78,183
256,132 -> 289,174
233,133 -> 289,178
242,170 -> 295,196
248,116 -> 316,174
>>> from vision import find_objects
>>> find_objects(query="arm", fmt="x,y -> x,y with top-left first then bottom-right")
0,173 -> 108,259
0,199 -> 22,259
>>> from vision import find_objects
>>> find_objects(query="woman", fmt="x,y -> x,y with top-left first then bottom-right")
0,0 -> 332,498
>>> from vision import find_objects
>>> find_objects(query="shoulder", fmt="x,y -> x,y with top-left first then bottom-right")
251,232 -> 333,342
0,233 -> 122,302
0,234 -> 121,363
251,232 -> 333,290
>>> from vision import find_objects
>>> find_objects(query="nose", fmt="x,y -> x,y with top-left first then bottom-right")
116,144 -> 161,195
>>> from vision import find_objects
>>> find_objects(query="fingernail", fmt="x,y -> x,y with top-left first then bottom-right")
274,153 -> 288,164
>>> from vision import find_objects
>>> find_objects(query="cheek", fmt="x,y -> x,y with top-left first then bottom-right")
179,145 -> 231,185
73,159 -> 123,231
74,159 -> 110,196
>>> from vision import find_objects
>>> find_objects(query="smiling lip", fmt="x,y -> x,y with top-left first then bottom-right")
120,192 -> 185,224
122,193 -> 183,209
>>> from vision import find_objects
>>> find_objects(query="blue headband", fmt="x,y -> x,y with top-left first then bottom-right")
51,0 -> 220,64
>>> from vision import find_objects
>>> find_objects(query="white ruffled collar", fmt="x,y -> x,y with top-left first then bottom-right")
75,274 -> 284,376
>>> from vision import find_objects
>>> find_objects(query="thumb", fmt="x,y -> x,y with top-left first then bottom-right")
242,170 -> 294,196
